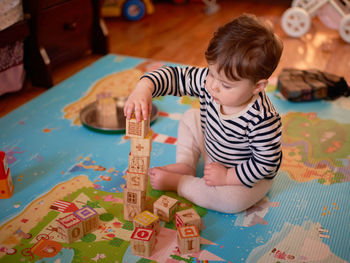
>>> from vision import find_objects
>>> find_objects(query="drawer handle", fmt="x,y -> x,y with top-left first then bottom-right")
63,22 -> 77,30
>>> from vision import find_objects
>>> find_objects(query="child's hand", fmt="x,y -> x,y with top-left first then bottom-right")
124,78 -> 154,122
203,162 -> 228,186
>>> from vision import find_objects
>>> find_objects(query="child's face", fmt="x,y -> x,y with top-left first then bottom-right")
206,64 -> 263,113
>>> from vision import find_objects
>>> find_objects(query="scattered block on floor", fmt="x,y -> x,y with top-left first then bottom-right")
56,213 -> 84,243
175,208 -> 201,230
128,154 -> 150,174
153,195 -> 178,223
126,171 -> 148,192
130,227 -> 156,257
126,113 -> 150,138
134,210 -> 160,234
73,206 -> 99,234
123,188 -> 146,221
130,131 -> 153,157
177,225 -> 200,254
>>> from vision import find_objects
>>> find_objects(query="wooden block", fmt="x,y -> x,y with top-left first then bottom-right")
153,195 -> 178,223
123,188 -> 146,221
0,168 -> 14,199
96,93 -> 117,128
56,213 -> 84,243
177,225 -> 200,254
134,210 -> 160,234
130,227 -> 156,257
73,206 -> 99,234
126,114 -> 150,138
130,131 -> 152,157
175,208 -> 201,230
126,171 -> 148,191
128,153 -> 150,174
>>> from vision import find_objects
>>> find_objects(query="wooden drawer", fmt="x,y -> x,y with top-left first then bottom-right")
36,0 -> 93,67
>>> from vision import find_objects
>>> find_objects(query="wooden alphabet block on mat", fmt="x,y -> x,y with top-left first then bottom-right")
153,195 -> 178,223
73,206 -> 99,234
130,227 -> 156,257
96,93 -> 117,128
134,210 -> 160,234
126,171 -> 148,191
175,208 -> 201,230
177,225 -> 200,254
128,154 -> 150,174
57,213 -> 84,243
126,114 -> 150,138
123,188 -> 146,221
130,132 -> 152,157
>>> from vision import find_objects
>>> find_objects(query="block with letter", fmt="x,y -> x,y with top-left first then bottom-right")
123,188 -> 146,221
177,225 -> 201,254
134,210 -> 160,234
56,213 -> 84,243
153,195 -> 178,223
126,113 -> 150,138
130,227 -> 156,257
73,206 -> 99,234
126,171 -> 148,191
96,92 -> 117,128
130,131 -> 152,157
175,208 -> 201,230
128,153 -> 150,174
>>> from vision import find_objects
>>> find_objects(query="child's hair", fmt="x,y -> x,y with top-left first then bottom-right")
205,13 -> 283,84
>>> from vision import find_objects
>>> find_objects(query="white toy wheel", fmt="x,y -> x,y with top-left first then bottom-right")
281,7 -> 311,38
339,14 -> 350,43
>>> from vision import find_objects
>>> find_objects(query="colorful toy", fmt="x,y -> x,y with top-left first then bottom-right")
175,208 -> 202,230
0,151 -> 14,199
133,210 -> 160,234
281,0 -> 350,43
153,195 -> 179,223
130,227 -> 156,257
102,0 -> 154,21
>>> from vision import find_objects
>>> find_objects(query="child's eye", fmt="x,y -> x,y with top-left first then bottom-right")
222,83 -> 231,89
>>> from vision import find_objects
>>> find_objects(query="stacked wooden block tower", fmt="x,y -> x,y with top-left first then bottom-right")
125,115 -> 202,257
0,151 -> 14,199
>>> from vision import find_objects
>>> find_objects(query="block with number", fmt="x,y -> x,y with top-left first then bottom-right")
130,227 -> 156,257
134,210 -> 160,234
177,225 -> 200,254
153,195 -> 178,223
123,188 -> 146,221
131,131 -> 152,157
73,206 -> 99,234
128,154 -> 150,174
56,213 -> 84,243
126,114 -> 150,138
175,208 -> 201,230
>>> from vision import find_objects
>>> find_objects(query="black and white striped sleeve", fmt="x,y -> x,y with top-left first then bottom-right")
140,66 -> 208,98
235,114 -> 283,188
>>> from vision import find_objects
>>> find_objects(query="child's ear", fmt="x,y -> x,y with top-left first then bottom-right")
253,79 -> 268,94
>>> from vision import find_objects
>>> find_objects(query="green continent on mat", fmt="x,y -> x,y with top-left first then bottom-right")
281,112 -> 350,185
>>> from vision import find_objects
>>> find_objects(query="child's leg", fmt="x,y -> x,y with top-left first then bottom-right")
149,109 -> 203,191
177,176 -> 274,213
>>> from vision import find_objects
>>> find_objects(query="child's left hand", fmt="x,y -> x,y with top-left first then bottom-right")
203,162 -> 228,186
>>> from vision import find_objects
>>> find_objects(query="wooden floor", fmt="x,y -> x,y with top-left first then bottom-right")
1,0 -> 350,117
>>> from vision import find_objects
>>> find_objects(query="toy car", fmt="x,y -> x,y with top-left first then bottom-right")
102,0 -> 154,21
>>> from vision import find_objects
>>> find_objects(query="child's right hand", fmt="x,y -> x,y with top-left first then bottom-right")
124,78 -> 154,122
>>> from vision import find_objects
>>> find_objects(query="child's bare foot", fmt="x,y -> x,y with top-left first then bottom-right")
149,167 -> 184,191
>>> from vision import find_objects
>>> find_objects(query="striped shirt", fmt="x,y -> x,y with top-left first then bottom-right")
143,66 -> 282,188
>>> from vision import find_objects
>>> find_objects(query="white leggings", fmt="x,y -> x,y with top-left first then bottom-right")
176,109 -> 274,213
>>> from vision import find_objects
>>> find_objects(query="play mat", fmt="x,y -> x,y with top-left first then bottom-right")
0,54 -> 350,263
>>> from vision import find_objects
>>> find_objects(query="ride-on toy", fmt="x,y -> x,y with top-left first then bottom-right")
102,0 -> 154,21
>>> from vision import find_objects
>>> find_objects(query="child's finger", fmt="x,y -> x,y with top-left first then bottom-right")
141,103 -> 149,121
134,105 -> 142,122
124,103 -> 134,120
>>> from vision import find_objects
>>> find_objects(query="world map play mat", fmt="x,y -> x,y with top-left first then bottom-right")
0,54 -> 350,263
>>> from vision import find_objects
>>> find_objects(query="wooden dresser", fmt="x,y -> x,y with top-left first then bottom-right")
23,0 -> 109,88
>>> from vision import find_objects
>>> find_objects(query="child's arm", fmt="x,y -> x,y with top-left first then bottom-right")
124,78 -> 154,121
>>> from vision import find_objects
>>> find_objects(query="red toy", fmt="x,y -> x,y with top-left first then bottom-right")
0,151 -> 14,199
